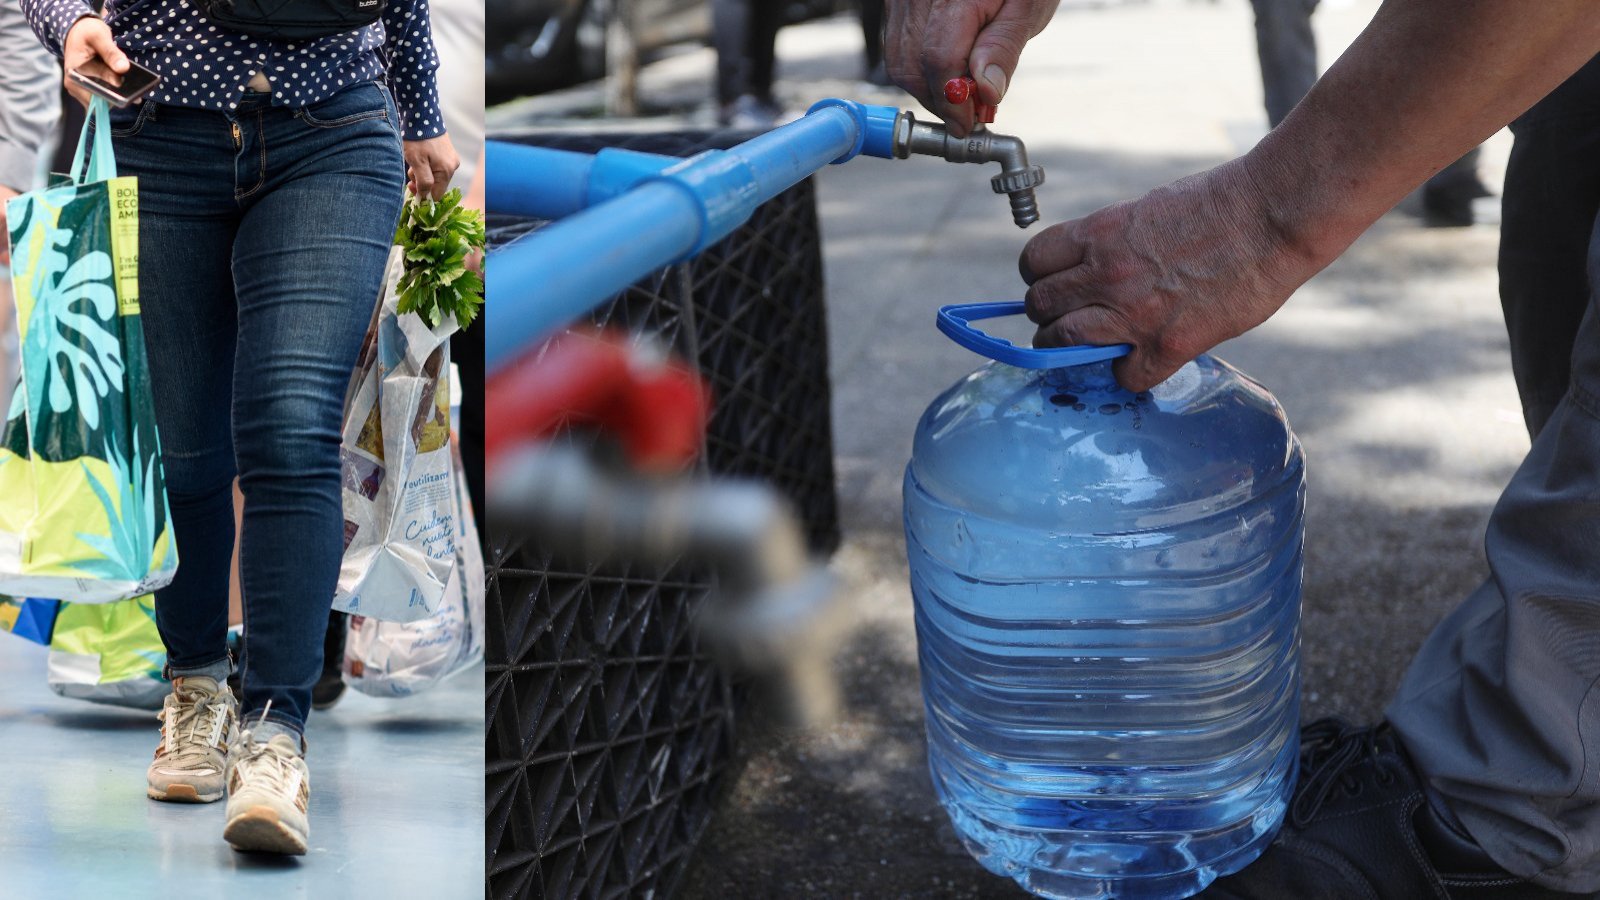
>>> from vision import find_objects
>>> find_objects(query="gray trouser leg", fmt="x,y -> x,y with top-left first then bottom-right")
0,277 -> 14,401
1249,0 -> 1320,128
1386,59 -> 1600,893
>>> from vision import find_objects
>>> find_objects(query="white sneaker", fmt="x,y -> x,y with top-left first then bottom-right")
147,676 -> 238,803
222,713 -> 310,855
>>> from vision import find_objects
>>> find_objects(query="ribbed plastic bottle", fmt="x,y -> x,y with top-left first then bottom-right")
903,303 -> 1306,900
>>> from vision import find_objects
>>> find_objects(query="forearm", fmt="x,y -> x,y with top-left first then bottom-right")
19,0 -> 94,57
382,0 -> 445,140
1248,0 -> 1600,270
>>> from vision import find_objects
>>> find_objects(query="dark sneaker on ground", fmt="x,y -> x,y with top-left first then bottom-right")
1201,719 -> 1581,900
312,612 -> 347,711
1422,176 -> 1494,228
719,94 -> 780,131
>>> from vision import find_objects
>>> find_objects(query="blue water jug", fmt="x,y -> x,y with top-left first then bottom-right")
903,303 -> 1306,900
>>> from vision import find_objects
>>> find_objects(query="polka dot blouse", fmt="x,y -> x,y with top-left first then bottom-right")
22,0 -> 445,140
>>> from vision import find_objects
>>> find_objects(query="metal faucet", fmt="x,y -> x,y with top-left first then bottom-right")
889,108 -> 1046,228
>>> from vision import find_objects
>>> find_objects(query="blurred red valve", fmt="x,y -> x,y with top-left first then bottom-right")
943,76 -> 995,124
485,330 -> 711,474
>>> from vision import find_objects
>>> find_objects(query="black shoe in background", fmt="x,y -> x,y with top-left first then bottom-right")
1200,719 -> 1581,899
1422,175 -> 1494,228
312,611 -> 348,711
718,94 -> 779,130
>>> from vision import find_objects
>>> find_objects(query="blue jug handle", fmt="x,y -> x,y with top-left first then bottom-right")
937,302 -> 1132,369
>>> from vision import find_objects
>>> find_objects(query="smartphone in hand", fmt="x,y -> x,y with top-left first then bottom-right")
68,60 -> 161,108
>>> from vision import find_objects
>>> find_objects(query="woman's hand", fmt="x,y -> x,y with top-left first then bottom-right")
62,16 -> 129,108
1019,158 -> 1320,392
886,0 -> 1059,137
403,134 -> 460,201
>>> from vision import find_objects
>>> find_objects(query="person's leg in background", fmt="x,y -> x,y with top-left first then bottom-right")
109,101 -> 247,806
1386,53 -> 1600,893
1248,0 -> 1319,129
713,0 -> 753,124
452,302 -> 485,541
48,88 -> 83,177
220,84 -> 406,854
0,0 -> 64,395
713,0 -> 783,129
0,262 -> 16,398
448,149 -> 485,545
1248,0 -> 1491,227
746,0 -> 783,113
860,0 -> 887,83
433,0 -> 486,543
1421,145 -> 1495,228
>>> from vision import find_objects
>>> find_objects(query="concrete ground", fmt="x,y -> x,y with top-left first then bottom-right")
0,638 -> 482,897
496,2 -> 1530,895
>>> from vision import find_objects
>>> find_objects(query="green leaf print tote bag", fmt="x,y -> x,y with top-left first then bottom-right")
48,594 -> 169,709
0,97 -> 177,603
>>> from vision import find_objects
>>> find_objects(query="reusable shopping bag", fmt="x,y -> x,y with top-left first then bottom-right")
0,97 -> 176,603
46,593 -> 167,709
343,447 -> 483,697
0,596 -> 59,644
332,247 -> 458,622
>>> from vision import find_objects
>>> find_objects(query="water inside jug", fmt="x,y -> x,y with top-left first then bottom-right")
903,303 -> 1306,899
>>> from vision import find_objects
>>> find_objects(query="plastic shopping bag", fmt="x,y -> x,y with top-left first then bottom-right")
343,447 -> 483,697
46,593 -> 168,709
0,97 -> 176,603
332,246 -> 457,622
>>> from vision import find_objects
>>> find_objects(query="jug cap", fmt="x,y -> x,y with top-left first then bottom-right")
938,302 -> 1132,369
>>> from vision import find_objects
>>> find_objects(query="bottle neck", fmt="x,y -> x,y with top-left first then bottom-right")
1043,360 -> 1127,396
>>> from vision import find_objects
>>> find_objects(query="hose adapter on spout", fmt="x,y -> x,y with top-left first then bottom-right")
889,109 -> 1046,228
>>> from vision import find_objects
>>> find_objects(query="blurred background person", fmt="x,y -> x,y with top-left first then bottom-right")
0,0 -> 62,396
861,0 -> 888,84
713,0 -> 892,129
1249,0 -> 1317,129
713,0 -> 785,128
433,0 -> 486,539
1249,0 -> 1492,225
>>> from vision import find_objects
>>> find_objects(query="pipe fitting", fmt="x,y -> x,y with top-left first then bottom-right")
891,114 -> 1045,228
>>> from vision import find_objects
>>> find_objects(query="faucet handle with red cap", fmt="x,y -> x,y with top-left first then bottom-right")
944,76 -> 996,125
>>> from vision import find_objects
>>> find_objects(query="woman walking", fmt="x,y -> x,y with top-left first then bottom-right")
19,0 -> 458,855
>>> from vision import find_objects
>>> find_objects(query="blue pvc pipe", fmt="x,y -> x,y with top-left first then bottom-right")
486,100 -> 904,374
487,183 -> 698,371
487,142 -> 681,220
485,143 -> 592,220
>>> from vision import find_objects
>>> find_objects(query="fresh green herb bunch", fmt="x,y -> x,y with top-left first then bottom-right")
393,188 -> 487,331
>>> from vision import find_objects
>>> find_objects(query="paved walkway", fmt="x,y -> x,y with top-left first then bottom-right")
0,639 -> 481,898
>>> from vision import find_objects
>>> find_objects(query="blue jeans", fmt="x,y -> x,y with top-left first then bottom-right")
107,84 -> 406,738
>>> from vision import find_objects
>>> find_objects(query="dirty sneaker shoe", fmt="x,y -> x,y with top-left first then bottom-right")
147,676 -> 239,803
1201,718 -> 1578,899
222,714 -> 310,855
